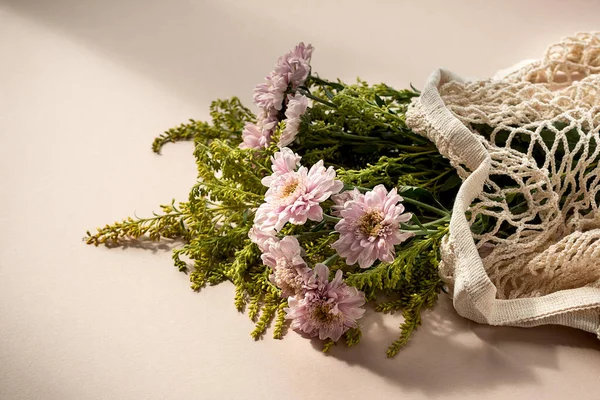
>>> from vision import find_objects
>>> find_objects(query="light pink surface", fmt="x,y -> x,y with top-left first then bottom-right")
1,1 -> 599,399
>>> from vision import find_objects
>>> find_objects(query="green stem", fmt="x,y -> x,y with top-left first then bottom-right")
401,197 -> 449,217
421,216 -> 450,227
331,132 -> 381,142
323,253 -> 340,266
321,131 -> 433,151
132,212 -> 183,223
206,203 -> 250,211
323,214 -> 342,223
402,215 -> 450,230
425,168 -> 454,185
308,75 -> 345,90
297,89 -> 338,108
327,131 -> 430,150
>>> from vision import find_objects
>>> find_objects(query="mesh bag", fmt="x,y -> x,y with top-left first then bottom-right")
406,32 -> 600,336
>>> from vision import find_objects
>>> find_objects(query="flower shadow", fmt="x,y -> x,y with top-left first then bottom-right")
310,294 -> 600,396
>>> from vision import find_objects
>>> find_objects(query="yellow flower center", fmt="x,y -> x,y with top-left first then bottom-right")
359,211 -> 384,237
312,302 -> 335,323
281,179 -> 299,197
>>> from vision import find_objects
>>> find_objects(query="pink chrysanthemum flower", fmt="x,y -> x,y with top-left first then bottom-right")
331,185 -> 413,269
263,158 -> 343,230
243,43 -> 313,150
261,147 -> 301,186
253,43 -> 313,111
240,122 -> 266,150
279,94 -> 309,148
249,149 -> 303,249
261,236 -> 312,297
248,203 -> 278,251
240,110 -> 278,150
330,188 -> 361,217
275,43 -> 313,88
285,263 -> 365,341
253,74 -> 288,111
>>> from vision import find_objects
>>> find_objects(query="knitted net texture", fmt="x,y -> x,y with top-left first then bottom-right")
410,33 -> 600,301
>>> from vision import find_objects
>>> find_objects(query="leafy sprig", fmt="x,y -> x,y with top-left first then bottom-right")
86,76 -> 456,355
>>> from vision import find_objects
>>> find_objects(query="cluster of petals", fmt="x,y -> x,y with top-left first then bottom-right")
262,158 -> 343,231
285,263 -> 366,341
279,94 -> 309,147
248,148 -> 343,236
331,185 -> 414,269
261,147 -> 301,186
240,110 -> 278,150
241,43 -> 313,150
249,147 -> 342,246
258,235 -> 367,342
253,42 -> 313,110
261,236 -> 312,298
248,202 -> 278,252
331,188 -> 360,217
247,147 -> 366,341
248,148 -> 303,250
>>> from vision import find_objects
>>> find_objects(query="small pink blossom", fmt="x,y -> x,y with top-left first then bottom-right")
240,122 -> 266,150
331,188 -> 361,217
285,263 -> 365,341
253,74 -> 288,111
332,185 -> 413,269
261,147 -> 301,186
244,43 -> 314,149
263,160 -> 344,230
240,110 -> 278,150
253,43 -> 313,112
248,226 -> 276,252
274,42 -> 314,89
279,94 -> 309,148
248,203 -> 278,251
261,236 -> 311,297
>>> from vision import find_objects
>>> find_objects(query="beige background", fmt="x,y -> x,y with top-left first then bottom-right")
1,1 -> 600,399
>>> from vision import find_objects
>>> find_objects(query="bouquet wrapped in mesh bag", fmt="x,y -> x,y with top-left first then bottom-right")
87,33 -> 600,357
406,32 -> 600,335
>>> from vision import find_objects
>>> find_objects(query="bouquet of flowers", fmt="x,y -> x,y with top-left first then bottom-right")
86,33 -> 600,356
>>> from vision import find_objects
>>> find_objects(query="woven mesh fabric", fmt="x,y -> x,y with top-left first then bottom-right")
406,33 -> 600,332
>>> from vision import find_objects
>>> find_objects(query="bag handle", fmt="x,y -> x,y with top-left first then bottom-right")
407,68 -> 600,334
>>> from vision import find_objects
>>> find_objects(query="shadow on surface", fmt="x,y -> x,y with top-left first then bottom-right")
312,294 -> 600,396
3,0 -> 307,108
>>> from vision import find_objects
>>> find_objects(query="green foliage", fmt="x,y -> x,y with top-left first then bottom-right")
297,78 -> 424,165
322,339 -> 336,353
86,78 -> 453,356
345,227 -> 447,357
321,327 -> 362,353
296,77 -> 460,207
272,300 -> 289,339
85,201 -> 189,245
343,327 -> 362,347
151,97 -> 254,154
88,98 -> 289,339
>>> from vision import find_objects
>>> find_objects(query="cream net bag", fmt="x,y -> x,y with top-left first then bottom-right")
406,32 -> 600,336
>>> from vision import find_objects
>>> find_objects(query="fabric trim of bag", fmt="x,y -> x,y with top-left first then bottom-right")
407,67 -> 600,335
